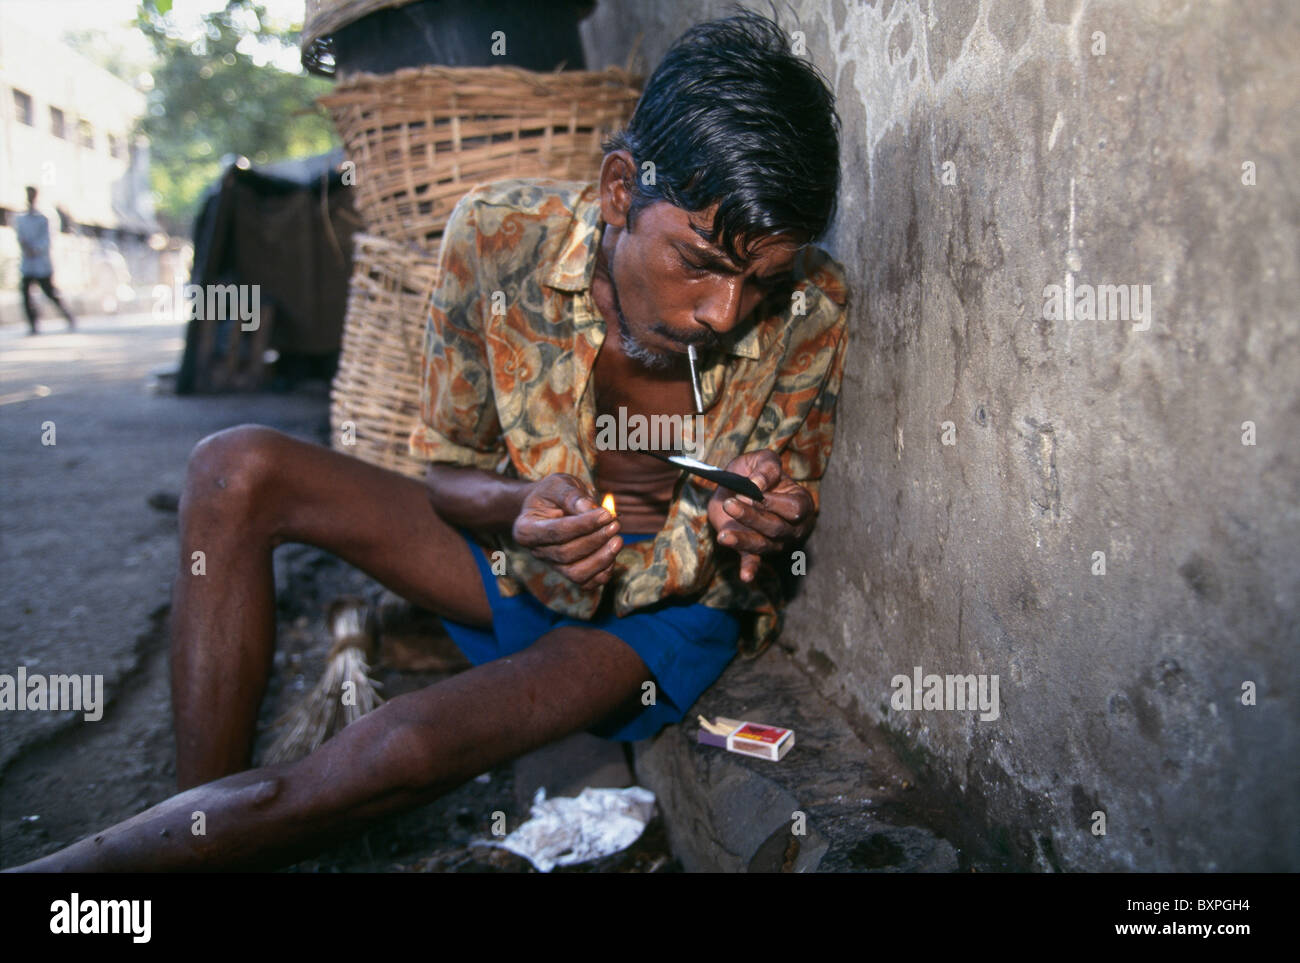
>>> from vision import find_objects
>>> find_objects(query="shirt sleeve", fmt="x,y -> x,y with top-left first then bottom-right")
768,257 -> 850,517
408,192 -> 507,472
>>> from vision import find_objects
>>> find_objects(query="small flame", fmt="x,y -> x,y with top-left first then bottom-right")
601,493 -> 617,516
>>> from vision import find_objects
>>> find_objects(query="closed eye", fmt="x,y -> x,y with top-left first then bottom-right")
677,253 -> 713,277
676,246 -> 792,291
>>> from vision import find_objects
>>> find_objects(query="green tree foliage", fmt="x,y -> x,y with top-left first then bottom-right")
62,28 -> 152,86
137,0 -> 337,234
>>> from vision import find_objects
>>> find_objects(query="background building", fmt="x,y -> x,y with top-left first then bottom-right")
0,11 -> 170,325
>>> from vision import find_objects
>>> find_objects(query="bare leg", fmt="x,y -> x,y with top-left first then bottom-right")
10,423 -> 651,872
11,625 -> 649,871
170,424 -> 492,787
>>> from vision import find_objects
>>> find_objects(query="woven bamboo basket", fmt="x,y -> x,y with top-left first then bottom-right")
318,65 -> 641,249
325,64 -> 640,475
330,233 -> 440,479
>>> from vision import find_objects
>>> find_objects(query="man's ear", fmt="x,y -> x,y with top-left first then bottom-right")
598,150 -> 637,231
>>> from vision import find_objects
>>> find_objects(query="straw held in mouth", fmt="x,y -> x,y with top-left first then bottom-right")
687,344 -> 704,414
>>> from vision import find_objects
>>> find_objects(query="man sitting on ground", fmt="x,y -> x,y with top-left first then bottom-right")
12,10 -> 848,872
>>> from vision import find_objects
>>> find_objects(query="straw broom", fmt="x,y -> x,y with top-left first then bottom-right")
264,596 -> 385,765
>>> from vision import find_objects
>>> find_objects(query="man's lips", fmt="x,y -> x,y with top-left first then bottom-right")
653,324 -> 718,352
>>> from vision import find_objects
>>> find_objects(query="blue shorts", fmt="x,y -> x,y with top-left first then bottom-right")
439,529 -> 740,742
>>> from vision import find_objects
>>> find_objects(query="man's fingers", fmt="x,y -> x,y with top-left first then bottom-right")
514,473 -> 625,586
565,488 -> 600,515
576,562 -> 617,591
752,488 -> 812,525
555,535 -> 623,585
750,457 -> 783,491
531,520 -> 621,564
715,522 -> 775,556
722,496 -> 796,541
521,508 -> 613,547
732,449 -> 782,491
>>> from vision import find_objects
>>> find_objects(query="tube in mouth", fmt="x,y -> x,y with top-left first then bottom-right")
687,344 -> 704,414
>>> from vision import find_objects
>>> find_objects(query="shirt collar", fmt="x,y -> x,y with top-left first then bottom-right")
542,183 -> 771,360
544,183 -> 603,294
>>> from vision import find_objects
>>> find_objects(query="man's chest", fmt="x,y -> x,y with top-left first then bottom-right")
591,357 -> 696,423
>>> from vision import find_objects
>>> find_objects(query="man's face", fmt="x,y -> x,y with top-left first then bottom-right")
605,200 -> 800,369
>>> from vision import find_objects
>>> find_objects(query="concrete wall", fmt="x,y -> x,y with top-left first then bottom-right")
583,0 -> 1299,871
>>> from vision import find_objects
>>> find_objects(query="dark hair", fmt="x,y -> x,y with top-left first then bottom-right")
604,9 -> 840,264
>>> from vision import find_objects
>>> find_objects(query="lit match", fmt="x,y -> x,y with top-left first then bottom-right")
601,493 -> 617,516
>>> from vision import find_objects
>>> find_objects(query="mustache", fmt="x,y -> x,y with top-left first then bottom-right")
656,324 -> 722,350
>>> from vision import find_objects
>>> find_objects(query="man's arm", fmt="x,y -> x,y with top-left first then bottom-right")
424,463 -> 532,533
709,257 -> 850,580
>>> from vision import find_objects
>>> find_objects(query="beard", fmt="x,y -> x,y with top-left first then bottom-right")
607,245 -> 677,371
616,308 -> 676,370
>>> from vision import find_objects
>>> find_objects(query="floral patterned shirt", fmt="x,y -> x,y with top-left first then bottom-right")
409,178 -> 849,655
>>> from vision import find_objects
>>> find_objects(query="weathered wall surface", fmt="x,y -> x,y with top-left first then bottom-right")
584,0 -> 1299,870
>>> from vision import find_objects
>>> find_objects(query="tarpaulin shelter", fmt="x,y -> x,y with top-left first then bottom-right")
176,148 -> 361,393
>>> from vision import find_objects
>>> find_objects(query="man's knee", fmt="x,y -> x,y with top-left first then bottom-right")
182,424 -> 288,525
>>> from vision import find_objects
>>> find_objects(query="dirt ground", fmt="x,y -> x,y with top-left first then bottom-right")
0,314 -> 674,872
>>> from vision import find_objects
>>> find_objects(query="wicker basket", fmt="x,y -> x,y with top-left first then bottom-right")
325,63 -> 639,476
319,65 -> 641,249
329,233 -> 440,479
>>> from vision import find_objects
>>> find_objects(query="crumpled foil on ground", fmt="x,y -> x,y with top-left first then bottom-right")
485,786 -> 658,873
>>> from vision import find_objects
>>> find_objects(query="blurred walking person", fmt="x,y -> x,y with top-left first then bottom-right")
16,186 -> 76,334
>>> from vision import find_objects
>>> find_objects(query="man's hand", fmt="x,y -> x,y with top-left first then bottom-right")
513,473 -> 622,589
707,449 -> 814,583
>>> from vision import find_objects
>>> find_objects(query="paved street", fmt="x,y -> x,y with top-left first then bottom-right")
0,313 -> 330,865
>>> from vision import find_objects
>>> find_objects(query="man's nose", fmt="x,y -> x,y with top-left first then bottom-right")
694,276 -> 745,337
